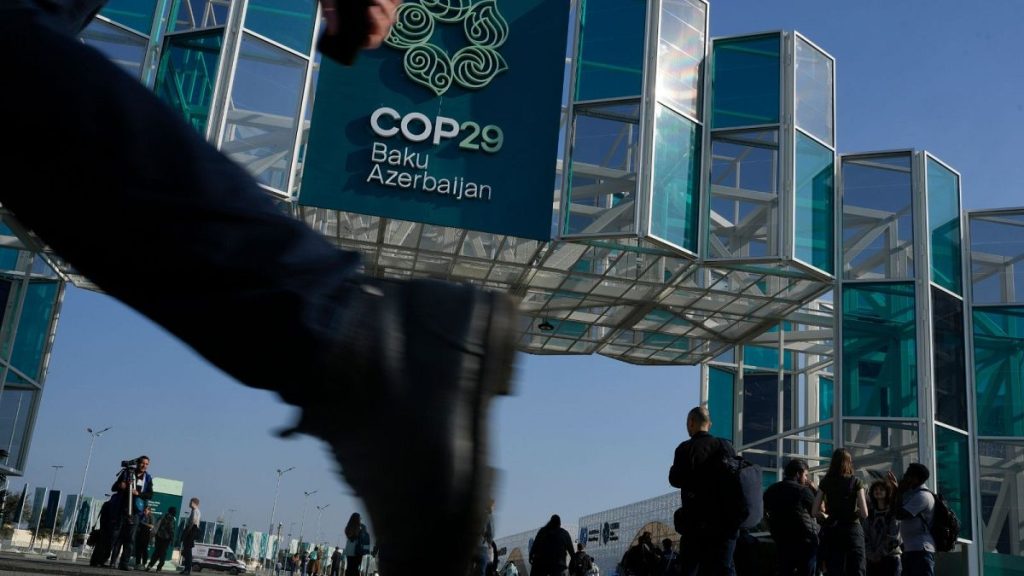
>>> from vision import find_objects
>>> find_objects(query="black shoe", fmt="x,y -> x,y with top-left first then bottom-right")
281,279 -> 517,576
119,566 -> 133,571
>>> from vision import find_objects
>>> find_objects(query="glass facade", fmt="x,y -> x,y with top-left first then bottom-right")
842,282 -> 917,417
244,0 -> 318,54
933,287 -> 968,431
970,213 -> 1024,306
708,130 -> 780,259
928,158 -> 963,295
100,0 -> 159,34
973,307 -> 1024,437
155,30 -> 225,135
841,154 -> 915,280
655,0 -> 706,119
575,0 -> 647,101
978,441 -> 1024,567
794,132 -> 834,274
711,34 -> 780,129
844,420 -> 919,478
708,366 -> 734,443
81,18 -> 149,81
649,106 -> 701,251
936,425 -> 972,540
794,37 -> 833,145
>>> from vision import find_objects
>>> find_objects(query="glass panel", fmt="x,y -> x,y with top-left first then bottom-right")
708,130 -> 779,258
970,212 -> 1024,306
844,420 -> 919,479
100,0 -> 158,34
649,105 -> 700,251
842,283 -> 917,417
155,30 -> 225,135
575,0 -> 646,101
841,154 -> 914,280
742,372 -> 789,446
81,18 -> 149,81
656,0 -> 706,119
794,37 -> 833,145
794,132 -> 834,274
708,366 -> 734,443
711,34 -> 781,129
10,281 -> 59,381
927,158 -> 962,295
222,34 -> 307,192
933,288 -> 967,430
245,0 -> 318,54
974,307 -> 1024,437
936,426 -> 972,540
170,0 -> 231,32
978,441 -> 1024,561
564,103 -> 640,236
0,388 -> 37,473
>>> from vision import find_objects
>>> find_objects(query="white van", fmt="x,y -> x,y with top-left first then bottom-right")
190,544 -> 247,575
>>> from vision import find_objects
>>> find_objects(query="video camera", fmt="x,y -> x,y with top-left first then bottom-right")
120,457 -> 142,469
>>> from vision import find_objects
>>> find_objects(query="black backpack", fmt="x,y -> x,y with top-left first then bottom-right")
925,490 -> 960,552
715,452 -> 764,530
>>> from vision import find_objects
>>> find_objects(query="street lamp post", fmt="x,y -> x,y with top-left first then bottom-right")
31,464 -> 62,551
268,467 -> 294,536
314,504 -> 330,548
296,490 -> 317,551
67,426 -> 110,553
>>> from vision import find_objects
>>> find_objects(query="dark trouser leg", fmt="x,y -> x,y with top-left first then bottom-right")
679,526 -> 737,576
902,552 -> 934,576
0,1 -> 360,405
344,557 -> 360,576
119,521 -> 137,568
183,545 -> 193,574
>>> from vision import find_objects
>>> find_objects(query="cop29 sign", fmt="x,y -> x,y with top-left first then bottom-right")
300,0 -> 570,241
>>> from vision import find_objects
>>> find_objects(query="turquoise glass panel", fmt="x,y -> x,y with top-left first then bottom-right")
245,0 -> 318,54
819,377 -> 834,459
100,0 -> 158,35
933,288 -> 967,430
974,307 -> 1024,436
842,283 -> 917,417
936,426 -> 972,540
708,366 -> 734,443
0,388 -> 38,472
795,132 -> 834,274
841,154 -> 915,280
0,248 -> 19,273
927,159 -> 962,295
649,105 -> 700,251
985,553 -> 1024,575
81,18 -> 149,81
978,441 -> 1024,559
10,281 -> 60,381
155,30 -> 224,135
656,0 -> 706,118
712,34 -> 781,129
575,0 -> 646,101
794,37 -> 833,145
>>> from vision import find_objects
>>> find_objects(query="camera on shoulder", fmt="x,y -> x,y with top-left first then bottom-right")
121,457 -> 140,469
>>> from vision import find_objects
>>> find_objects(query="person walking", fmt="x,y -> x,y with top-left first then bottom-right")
668,406 -> 738,576
570,542 -> 594,576
0,2 -> 518,575
887,464 -> 936,576
134,507 -> 155,568
865,480 -> 901,576
309,546 -> 321,576
146,507 -> 177,572
181,498 -> 201,575
763,459 -> 818,576
329,547 -> 342,576
813,449 -> 868,576
529,515 -> 574,576
343,514 -> 370,576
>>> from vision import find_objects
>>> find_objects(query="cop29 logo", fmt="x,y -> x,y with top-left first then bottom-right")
384,0 -> 509,96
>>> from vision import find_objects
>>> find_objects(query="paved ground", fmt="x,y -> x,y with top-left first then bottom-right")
0,552 -> 179,576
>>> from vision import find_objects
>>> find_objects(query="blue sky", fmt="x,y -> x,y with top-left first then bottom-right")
19,0 -> 1024,545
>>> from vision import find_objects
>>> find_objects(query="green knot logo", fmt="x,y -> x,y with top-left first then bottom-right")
384,0 -> 509,96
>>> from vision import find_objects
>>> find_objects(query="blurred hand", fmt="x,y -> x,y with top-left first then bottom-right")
321,0 -> 401,48
886,470 -> 898,486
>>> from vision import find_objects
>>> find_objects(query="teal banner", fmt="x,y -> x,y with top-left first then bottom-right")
300,0 -> 570,241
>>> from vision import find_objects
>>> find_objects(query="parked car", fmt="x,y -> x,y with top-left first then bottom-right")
190,544 -> 247,575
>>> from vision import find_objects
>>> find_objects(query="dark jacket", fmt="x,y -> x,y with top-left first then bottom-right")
763,478 -> 817,545
530,525 -> 574,569
110,470 -> 154,520
669,431 -> 735,526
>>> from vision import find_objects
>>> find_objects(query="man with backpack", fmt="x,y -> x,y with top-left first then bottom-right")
668,406 -> 739,576
763,459 -> 818,576
569,542 -> 594,576
886,463 -> 957,576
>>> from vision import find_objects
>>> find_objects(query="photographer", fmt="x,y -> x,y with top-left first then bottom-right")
109,456 -> 154,571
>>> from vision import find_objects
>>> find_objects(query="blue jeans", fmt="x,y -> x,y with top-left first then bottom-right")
679,525 -> 737,576
902,551 -> 934,576
0,0 -> 361,405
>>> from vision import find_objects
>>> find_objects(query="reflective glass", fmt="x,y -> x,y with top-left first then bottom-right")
794,38 -> 833,145
708,366 -> 734,443
222,34 -> 307,192
974,307 -> 1024,436
81,18 -> 149,81
819,376 -> 834,459
742,372 -> 790,446
711,35 -> 780,129
656,0 -> 706,118
649,105 -> 700,251
932,288 -> 967,430
841,154 -> 914,280
100,0 -> 158,34
936,426 -> 972,540
708,130 -> 779,258
795,132 -> 834,274
927,159 -> 962,294
575,0 -> 646,101
245,0 -> 318,54
978,441 -> 1024,561
12,281 -> 59,380
842,283 -> 917,417
0,388 -> 37,472
970,213 -> 1024,305
564,103 -> 640,236
170,0 -> 230,31
155,30 -> 225,135
844,420 -> 919,479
